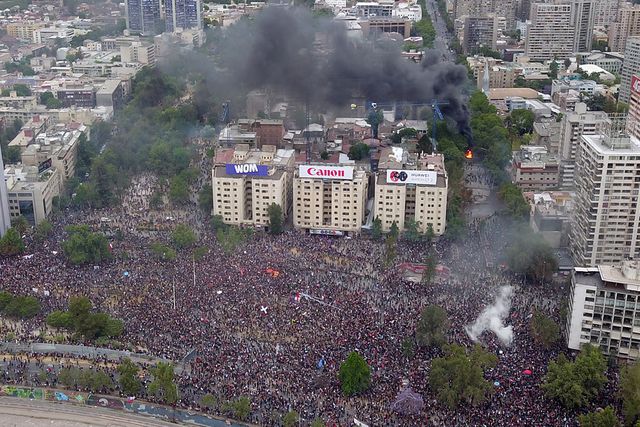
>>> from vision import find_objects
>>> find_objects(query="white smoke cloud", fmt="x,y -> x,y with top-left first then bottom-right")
465,286 -> 514,346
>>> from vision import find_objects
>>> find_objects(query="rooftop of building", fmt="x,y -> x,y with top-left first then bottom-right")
582,133 -> 640,155
575,260 -> 640,292
4,164 -> 56,190
488,88 -> 540,100
513,146 -> 559,167
523,191 -> 574,217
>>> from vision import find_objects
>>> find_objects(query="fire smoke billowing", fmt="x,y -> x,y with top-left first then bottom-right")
161,7 -> 470,133
465,286 -> 514,346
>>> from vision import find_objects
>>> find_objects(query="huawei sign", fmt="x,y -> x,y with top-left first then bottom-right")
633,75 -> 640,95
298,165 -> 354,180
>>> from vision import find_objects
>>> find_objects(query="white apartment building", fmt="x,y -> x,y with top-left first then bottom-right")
374,148 -> 448,235
569,132 -> 640,267
212,145 -> 295,228
5,166 -> 62,226
608,3 -> 640,53
293,164 -> 368,235
621,38 -> 640,104
0,146 -> 10,236
558,103 -> 610,189
525,3 -> 575,61
393,3 -> 422,22
567,261 -> 640,360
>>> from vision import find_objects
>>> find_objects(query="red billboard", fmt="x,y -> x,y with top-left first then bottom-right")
632,75 -> 640,95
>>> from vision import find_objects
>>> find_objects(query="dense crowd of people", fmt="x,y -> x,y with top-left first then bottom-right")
0,160 -> 617,426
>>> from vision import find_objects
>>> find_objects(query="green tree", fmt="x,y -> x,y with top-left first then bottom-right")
200,393 -> 217,410
401,338 -> 416,359
4,146 -> 21,163
549,60 -> 559,79
530,311 -> 560,349
223,396 -> 251,421
283,410 -> 299,427
69,296 -> 92,323
41,91 -> 62,109
348,142 -> 370,160
46,310 -> 74,328
118,358 -> 142,396
422,253 -> 438,284
311,419 -> 325,427
91,370 -> 113,393
429,344 -> 497,408
149,362 -> 178,405
0,291 -> 13,311
0,228 -> 25,256
621,362 -> 640,426
169,175 -> 189,204
403,219 -> 422,242
338,351 -> 371,396
198,184 -> 213,214
384,233 -> 397,267
150,242 -> 177,261
172,224 -> 197,249
62,225 -> 112,265
389,221 -> 399,239
506,109 -> 535,136
416,305 -> 449,348
371,217 -> 382,240
498,183 -> 529,219
11,216 -> 29,234
267,203 -> 284,235
578,406 -> 620,427
58,367 -> 79,388
4,296 -> 40,318
34,220 -> 53,242
543,345 -> 606,409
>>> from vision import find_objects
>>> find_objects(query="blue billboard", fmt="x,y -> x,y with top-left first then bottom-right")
225,163 -> 269,176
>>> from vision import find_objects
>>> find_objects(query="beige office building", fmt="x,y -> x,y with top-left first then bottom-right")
609,4 -> 640,53
293,164 -> 368,235
211,145 -> 295,227
6,21 -> 45,41
374,148 -> 448,235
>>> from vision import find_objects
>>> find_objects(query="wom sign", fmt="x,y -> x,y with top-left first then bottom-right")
225,163 -> 269,176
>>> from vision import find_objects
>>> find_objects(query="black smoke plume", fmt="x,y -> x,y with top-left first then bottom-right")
161,7 -> 470,133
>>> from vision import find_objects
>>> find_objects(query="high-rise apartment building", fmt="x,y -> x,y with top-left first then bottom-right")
125,0 -> 161,36
0,146 -> 10,237
569,130 -> 640,267
374,149 -> 448,235
570,0 -> 595,53
620,37 -> 640,103
627,75 -> 640,140
566,260 -> 640,360
165,0 -> 203,33
525,2 -> 575,61
293,164 -> 368,235
558,103 -> 610,189
455,0 -> 516,28
463,15 -> 498,54
608,4 -> 640,53
594,0 -> 622,29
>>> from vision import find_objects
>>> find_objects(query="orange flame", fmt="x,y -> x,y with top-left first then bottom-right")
464,149 -> 473,159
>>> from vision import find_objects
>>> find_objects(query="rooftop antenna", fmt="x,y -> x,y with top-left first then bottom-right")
306,99 -> 311,163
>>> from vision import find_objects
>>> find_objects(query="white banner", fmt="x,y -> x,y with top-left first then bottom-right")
386,169 -> 437,185
298,165 -> 354,180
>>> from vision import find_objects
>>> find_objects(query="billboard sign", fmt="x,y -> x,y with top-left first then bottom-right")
298,165 -> 354,180
386,169 -> 437,185
225,163 -> 269,176
38,158 -> 52,174
632,75 -> 640,95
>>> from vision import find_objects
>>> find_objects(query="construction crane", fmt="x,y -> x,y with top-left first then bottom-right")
220,101 -> 231,125
430,99 -> 449,152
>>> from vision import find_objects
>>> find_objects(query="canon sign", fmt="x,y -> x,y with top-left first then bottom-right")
298,165 -> 354,180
